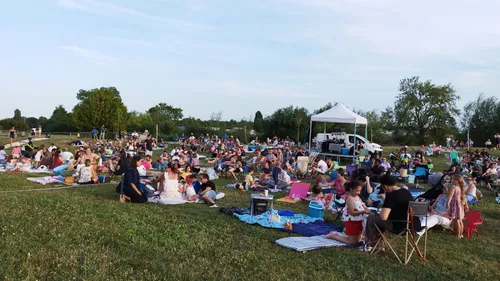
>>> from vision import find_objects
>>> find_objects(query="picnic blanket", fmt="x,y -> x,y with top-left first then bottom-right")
151,192 -> 226,205
276,235 -> 347,252
234,210 -> 322,229
277,182 -> 310,203
27,176 -> 65,185
408,188 -> 425,199
282,220 -> 343,236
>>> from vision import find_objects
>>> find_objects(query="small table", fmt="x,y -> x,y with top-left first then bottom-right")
250,194 -> 274,216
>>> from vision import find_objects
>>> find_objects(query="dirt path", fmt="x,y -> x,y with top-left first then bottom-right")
3,138 -> 48,149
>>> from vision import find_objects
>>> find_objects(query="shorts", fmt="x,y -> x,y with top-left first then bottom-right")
345,220 -> 363,236
145,150 -> 153,156
186,186 -> 196,197
203,190 -> 217,200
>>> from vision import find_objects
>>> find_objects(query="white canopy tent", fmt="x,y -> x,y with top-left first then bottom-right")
308,103 -> 368,162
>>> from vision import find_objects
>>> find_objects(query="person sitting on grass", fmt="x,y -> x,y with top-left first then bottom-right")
244,168 -> 262,191
185,175 -> 200,201
276,166 -> 291,190
108,155 -> 127,177
77,159 -> 97,184
326,180 -> 370,245
121,155 -> 147,203
199,174 -> 218,208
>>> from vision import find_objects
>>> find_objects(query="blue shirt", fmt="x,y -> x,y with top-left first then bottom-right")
272,166 -> 281,185
92,129 -> 97,135
193,181 -> 201,194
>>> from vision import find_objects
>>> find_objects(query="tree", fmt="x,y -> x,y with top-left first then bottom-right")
13,109 -> 22,120
38,117 -> 48,127
127,111 -> 153,132
45,105 -> 76,132
461,94 -> 500,145
253,111 -> 264,133
25,117 -> 39,128
72,87 -> 128,132
147,103 -> 183,135
393,76 -> 460,145
261,106 -> 309,142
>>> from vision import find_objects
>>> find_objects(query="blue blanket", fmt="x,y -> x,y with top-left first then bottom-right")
234,210 -> 322,229
282,220 -> 343,236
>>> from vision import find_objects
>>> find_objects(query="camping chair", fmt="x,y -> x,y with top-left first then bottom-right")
332,195 -> 346,221
413,165 -> 429,184
371,201 -> 429,265
346,164 -> 356,175
450,151 -> 459,165
297,156 -> 309,178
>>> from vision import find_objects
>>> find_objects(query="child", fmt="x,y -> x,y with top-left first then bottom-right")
78,159 -> 97,184
326,180 -> 371,245
244,168 -> 261,190
447,175 -> 468,238
12,145 -> 21,159
310,184 -> 328,207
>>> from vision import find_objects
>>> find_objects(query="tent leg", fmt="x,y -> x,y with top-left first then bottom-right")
324,122 -> 326,134
365,125 -> 368,140
353,123 -> 357,164
308,120 -> 313,153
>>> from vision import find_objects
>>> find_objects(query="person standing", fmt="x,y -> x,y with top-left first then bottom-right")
495,133 -> 500,149
9,127 -> 16,147
92,128 -> 98,140
38,125 -> 42,138
100,125 -> 106,140
145,134 -> 153,156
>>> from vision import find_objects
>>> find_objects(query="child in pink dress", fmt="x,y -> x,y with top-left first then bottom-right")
446,175 -> 468,238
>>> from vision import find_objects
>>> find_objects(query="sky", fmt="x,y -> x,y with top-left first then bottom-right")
1,0 -> 500,121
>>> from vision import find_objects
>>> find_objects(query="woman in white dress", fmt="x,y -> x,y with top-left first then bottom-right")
159,163 -> 183,199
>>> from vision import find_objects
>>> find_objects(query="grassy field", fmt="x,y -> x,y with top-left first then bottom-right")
1,136 -> 500,280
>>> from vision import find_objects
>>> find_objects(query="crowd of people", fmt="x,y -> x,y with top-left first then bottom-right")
0,131 -> 495,251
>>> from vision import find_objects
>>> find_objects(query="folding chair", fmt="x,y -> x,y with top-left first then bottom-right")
370,201 -> 429,265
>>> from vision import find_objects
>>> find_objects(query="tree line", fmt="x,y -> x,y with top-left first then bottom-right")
0,76 -> 497,145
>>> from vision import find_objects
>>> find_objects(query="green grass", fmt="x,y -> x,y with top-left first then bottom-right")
1,140 -> 500,280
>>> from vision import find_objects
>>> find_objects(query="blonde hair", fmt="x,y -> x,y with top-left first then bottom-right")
451,174 -> 467,206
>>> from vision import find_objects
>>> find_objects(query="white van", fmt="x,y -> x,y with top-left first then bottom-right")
315,133 -> 383,154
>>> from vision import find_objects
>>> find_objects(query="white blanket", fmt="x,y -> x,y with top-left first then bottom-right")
276,235 -> 347,252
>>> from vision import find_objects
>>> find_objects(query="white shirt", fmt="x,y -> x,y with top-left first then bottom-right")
48,146 -> 57,152
317,160 -> 328,174
0,150 -> 6,160
61,152 -> 74,162
280,171 -> 291,184
34,150 -> 44,162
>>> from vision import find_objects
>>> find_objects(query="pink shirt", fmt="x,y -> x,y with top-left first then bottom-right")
12,147 -> 21,156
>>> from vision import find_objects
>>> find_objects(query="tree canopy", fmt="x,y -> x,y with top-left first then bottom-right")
2,78 -> 497,145
391,76 -> 459,144
72,87 -> 128,132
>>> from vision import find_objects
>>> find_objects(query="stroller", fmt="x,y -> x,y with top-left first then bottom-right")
416,172 -> 445,204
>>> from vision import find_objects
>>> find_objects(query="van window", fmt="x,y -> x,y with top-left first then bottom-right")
349,136 -> 365,144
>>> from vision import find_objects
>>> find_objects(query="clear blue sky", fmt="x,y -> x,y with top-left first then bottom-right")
1,0 -> 499,121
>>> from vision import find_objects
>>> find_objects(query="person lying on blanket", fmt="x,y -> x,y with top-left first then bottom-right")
326,180 -> 370,245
